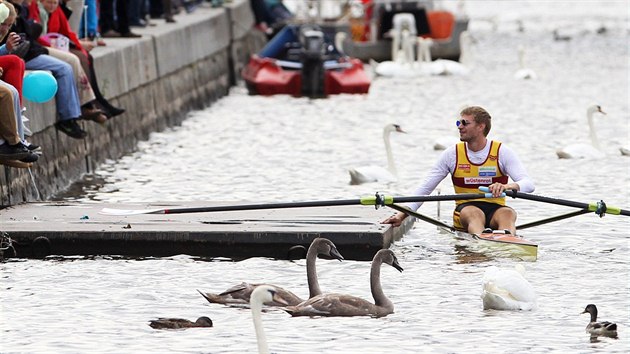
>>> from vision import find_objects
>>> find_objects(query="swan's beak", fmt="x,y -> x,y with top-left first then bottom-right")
272,293 -> 290,306
329,246 -> 344,262
396,127 -> 407,134
598,107 -> 607,115
392,259 -> 404,272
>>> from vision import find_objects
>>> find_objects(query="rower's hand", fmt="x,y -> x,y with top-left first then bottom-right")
381,212 -> 407,227
488,183 -> 508,198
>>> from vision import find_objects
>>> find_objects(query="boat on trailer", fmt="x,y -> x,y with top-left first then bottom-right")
242,24 -> 371,98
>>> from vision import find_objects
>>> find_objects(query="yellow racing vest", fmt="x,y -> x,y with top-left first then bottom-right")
451,141 -> 508,206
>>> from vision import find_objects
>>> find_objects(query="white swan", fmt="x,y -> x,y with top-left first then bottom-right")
251,285 -> 288,354
373,14 -> 418,77
284,249 -> 403,317
416,37 -> 470,76
514,45 -> 537,80
620,146 -> 630,156
349,123 -> 406,185
198,238 -> 344,306
556,105 -> 607,159
481,265 -> 537,311
433,136 -> 460,150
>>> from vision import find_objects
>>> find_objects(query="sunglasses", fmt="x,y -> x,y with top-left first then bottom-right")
456,119 -> 473,127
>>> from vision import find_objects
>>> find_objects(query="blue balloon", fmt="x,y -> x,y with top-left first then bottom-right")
23,71 -> 58,103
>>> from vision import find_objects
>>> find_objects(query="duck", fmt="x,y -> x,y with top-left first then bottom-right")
251,285 -> 289,354
513,45 -> 537,80
198,237 -> 344,306
148,316 -> 213,329
284,249 -> 403,318
481,264 -> 537,311
582,304 -> 618,338
556,105 -> 607,159
348,124 -> 406,185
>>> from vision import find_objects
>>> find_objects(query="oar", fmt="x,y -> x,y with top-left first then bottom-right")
99,192 -> 501,216
478,187 -> 630,216
387,203 -> 455,230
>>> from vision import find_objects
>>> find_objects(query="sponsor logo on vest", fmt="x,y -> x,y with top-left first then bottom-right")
458,163 -> 471,171
489,154 -> 498,161
464,177 -> 493,185
479,166 -> 497,177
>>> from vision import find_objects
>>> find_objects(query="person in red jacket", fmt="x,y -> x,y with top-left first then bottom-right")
29,0 -> 124,118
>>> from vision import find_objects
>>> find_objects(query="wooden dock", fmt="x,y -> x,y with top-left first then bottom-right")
0,202 -> 414,261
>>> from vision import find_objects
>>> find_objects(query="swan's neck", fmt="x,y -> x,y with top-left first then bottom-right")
251,302 -> 269,354
391,30 -> 399,61
306,245 -> 321,298
383,130 -> 397,176
587,111 -> 601,149
518,49 -> 526,69
370,258 -> 391,308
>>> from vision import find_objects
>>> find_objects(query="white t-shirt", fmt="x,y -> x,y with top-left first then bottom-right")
407,140 -> 534,211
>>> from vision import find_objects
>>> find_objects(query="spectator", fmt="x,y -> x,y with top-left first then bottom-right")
99,0 -> 141,38
29,0 -> 124,118
0,1 -> 97,139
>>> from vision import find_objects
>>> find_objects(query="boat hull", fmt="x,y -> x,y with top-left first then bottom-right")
448,229 -> 538,261
242,55 -> 370,97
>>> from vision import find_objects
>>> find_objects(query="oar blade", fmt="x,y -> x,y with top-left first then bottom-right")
99,208 -> 166,216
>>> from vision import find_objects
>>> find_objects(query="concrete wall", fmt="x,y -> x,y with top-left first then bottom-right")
0,0 -> 266,207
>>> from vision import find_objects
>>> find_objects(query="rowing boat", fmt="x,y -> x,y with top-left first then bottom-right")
387,203 -> 539,261
444,228 -> 538,261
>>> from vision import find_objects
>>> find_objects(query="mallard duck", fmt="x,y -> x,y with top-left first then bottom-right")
251,285 -> 289,354
148,316 -> 213,329
198,238 -> 344,307
582,304 -> 618,337
284,249 -> 403,318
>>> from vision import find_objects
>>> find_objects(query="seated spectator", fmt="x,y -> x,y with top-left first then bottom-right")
0,1 -> 100,139
0,53 -> 41,150
0,81 -> 39,164
29,0 -> 124,118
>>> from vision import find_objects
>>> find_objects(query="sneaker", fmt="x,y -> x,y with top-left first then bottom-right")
503,229 -> 512,234
482,228 -> 493,234
23,141 -> 42,153
0,142 -> 31,160
20,152 -> 39,163
56,119 -> 87,139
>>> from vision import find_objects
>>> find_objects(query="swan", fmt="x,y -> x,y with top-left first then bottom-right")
373,14 -> 418,77
514,45 -> 537,80
284,249 -> 403,317
556,105 -> 607,159
433,135 -> 460,150
251,285 -> 289,354
348,123 -> 406,185
620,146 -> 630,156
148,316 -> 213,329
416,37 -> 470,76
581,304 -> 618,338
198,237 -> 344,306
481,265 -> 537,311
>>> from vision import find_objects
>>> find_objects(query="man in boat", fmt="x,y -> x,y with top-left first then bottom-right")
382,106 -> 534,235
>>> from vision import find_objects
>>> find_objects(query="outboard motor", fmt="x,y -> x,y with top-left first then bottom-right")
299,26 -> 326,98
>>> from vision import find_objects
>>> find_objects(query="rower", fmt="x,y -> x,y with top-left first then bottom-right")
381,106 -> 534,236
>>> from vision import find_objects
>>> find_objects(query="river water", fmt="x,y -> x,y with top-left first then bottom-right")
2,1 -> 629,353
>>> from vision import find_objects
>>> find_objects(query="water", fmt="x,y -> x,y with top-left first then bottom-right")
2,1 -> 629,352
